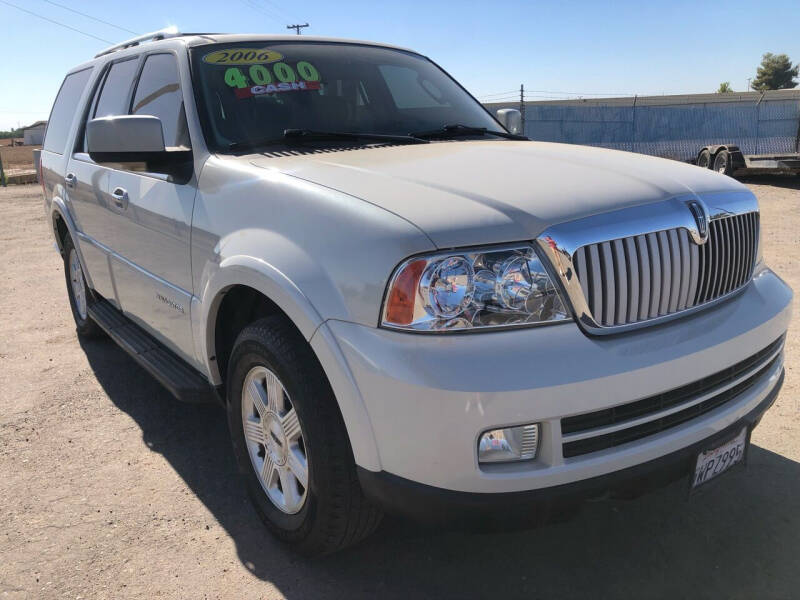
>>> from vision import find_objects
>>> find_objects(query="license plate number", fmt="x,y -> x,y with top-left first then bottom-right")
691,427 -> 747,490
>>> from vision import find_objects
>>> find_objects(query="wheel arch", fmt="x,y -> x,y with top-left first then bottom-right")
200,261 -> 383,471
50,197 -> 74,254
199,257 -> 324,386
49,197 -> 96,290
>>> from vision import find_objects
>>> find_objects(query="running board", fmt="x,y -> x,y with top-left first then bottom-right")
88,299 -> 219,403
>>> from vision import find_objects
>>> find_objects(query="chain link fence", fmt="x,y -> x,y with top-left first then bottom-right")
485,90 -> 800,162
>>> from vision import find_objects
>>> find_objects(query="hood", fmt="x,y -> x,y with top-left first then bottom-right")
247,140 -> 748,248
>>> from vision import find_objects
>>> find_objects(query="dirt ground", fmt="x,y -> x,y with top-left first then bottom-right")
1,178 -> 799,599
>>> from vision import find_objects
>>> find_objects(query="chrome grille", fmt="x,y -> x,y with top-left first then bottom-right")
572,212 -> 759,327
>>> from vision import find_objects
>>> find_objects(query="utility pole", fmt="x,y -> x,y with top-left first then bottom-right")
286,23 -> 309,35
747,78 -> 752,91
519,84 -> 525,133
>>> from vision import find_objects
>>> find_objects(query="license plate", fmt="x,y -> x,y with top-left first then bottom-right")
691,427 -> 748,490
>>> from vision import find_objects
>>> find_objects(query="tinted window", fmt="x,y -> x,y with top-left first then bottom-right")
94,58 -> 138,118
379,65 -> 450,109
131,54 -> 189,147
43,68 -> 92,154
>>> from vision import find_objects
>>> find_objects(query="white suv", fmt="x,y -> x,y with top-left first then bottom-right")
41,30 -> 792,555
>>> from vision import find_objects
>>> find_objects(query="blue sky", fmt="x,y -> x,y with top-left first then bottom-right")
1,0 -> 798,130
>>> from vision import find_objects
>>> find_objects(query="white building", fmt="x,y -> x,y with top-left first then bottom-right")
23,121 -> 47,146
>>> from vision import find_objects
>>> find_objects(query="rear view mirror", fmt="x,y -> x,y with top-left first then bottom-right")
495,108 -> 523,135
87,115 -> 191,179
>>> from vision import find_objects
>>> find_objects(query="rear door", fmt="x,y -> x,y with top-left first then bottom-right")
39,68 -> 102,292
104,52 -> 197,362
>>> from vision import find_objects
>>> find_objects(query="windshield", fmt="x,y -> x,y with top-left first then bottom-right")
190,41 -> 505,152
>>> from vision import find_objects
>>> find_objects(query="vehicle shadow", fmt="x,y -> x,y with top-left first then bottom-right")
79,335 -> 800,599
738,174 -> 800,190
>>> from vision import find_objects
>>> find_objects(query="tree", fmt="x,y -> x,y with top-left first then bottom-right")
717,82 -> 733,93
751,53 -> 798,90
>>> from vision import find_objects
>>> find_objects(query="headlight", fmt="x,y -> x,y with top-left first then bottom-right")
381,245 -> 571,332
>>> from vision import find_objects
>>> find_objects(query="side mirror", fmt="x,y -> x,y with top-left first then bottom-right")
87,115 -> 191,178
495,108 -> 523,135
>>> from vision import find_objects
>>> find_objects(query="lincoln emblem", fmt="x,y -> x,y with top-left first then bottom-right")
687,200 -> 709,245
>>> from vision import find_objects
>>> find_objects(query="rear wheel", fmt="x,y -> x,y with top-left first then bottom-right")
713,149 -> 733,175
62,235 -> 103,338
226,316 -> 382,555
697,149 -> 712,169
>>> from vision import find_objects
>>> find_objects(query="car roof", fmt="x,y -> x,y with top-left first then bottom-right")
182,33 -> 417,54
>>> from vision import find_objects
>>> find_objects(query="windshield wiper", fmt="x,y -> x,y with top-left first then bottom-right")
283,129 -> 428,144
410,123 -> 527,140
228,129 -> 428,151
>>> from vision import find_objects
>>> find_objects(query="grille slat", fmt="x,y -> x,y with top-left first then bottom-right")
657,231 -> 671,316
685,230 -> 700,310
667,229 -> 681,313
647,233 -> 661,318
573,213 -> 758,328
613,239 -> 627,325
601,242 -> 615,326
637,235 -> 651,321
722,218 -> 733,294
588,244 -> 603,323
710,220 -> 721,300
624,238 -> 639,323
731,217 -> 741,290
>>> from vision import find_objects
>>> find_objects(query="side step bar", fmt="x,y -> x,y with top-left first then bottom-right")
88,299 -> 219,403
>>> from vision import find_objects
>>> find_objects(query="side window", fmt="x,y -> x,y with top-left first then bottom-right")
43,68 -> 92,154
378,65 -> 450,110
94,58 -> 139,118
131,54 -> 190,148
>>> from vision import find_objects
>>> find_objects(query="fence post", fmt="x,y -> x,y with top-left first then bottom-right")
0,153 -> 6,187
631,95 -> 638,154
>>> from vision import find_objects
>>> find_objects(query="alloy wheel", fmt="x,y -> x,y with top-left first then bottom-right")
241,365 -> 308,514
69,249 -> 87,320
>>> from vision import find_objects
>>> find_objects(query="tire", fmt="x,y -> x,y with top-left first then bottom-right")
62,235 -> 103,338
226,315 -> 382,556
713,149 -> 733,175
697,149 -> 712,169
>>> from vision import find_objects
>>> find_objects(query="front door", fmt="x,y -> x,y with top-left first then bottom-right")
103,52 -> 197,363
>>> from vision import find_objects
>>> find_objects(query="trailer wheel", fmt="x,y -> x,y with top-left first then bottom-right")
697,149 -> 712,169
713,150 -> 733,175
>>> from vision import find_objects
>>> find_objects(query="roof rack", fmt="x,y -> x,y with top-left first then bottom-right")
95,27 -> 181,58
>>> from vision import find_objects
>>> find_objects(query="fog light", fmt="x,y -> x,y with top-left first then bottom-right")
478,423 -> 539,464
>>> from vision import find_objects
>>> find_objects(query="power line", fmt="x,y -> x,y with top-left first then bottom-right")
239,0 -> 282,24
251,0 -> 294,22
524,89 -> 633,97
262,0 -> 298,20
0,0 -> 113,43
478,89 -> 520,98
41,0 -> 138,35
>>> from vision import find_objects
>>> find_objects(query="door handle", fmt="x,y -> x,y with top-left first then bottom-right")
111,187 -> 129,210
65,173 -> 76,188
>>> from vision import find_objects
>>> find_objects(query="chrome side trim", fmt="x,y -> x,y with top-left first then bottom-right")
536,191 -> 759,335
561,347 -> 783,443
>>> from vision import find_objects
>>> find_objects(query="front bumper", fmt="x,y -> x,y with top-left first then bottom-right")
357,372 -> 783,525
319,268 -> 791,497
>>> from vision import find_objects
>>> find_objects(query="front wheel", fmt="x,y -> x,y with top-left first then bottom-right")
226,316 -> 382,555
